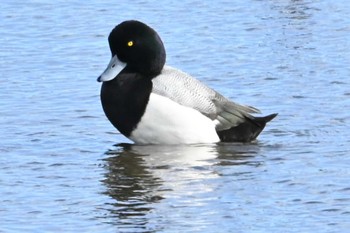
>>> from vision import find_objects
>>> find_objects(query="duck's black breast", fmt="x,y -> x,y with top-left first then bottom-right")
100,73 -> 152,137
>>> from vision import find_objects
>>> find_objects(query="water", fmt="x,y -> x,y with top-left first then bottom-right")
1,0 -> 350,232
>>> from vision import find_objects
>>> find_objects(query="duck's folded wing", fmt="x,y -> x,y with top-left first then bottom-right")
152,66 -> 260,130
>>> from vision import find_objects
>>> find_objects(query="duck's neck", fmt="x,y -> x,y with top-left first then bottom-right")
100,73 -> 153,136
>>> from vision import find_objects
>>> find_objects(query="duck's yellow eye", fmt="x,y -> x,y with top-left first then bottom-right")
127,41 -> 134,47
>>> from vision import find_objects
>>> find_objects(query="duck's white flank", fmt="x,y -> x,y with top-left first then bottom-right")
129,93 -> 220,144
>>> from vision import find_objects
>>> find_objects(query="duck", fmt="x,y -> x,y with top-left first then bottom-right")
97,20 -> 277,145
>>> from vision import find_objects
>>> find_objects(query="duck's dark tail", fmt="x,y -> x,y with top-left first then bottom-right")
217,113 -> 278,142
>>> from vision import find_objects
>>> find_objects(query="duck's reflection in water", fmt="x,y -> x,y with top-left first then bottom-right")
101,143 -> 261,229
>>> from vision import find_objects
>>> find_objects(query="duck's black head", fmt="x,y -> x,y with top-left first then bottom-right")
98,20 -> 166,82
